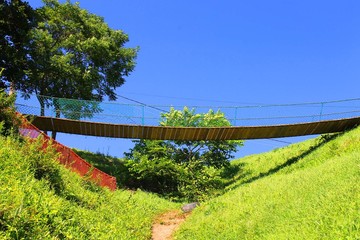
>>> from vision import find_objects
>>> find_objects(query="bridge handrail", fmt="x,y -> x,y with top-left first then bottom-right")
15,93 -> 360,127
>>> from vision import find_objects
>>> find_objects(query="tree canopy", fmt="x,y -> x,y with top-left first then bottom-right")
1,0 -> 137,106
0,0 -> 36,91
1,0 -> 138,138
26,0 -> 138,102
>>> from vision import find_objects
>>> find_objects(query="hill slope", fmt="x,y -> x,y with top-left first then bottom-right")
1,124 -> 359,239
175,127 -> 360,239
0,135 -> 178,239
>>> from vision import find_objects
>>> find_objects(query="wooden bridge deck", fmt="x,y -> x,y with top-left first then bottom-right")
27,115 -> 360,140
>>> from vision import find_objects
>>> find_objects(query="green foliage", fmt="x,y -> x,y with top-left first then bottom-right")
160,107 -> 243,168
26,0 -> 138,102
25,137 -> 65,194
73,149 -> 129,188
0,0 -> 36,90
1,0 -> 138,138
0,134 -> 178,239
0,90 -> 21,136
126,155 -> 181,195
125,107 -> 243,201
174,126 -> 360,239
176,161 -> 223,201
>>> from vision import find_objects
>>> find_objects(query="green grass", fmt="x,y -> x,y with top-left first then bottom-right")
2,124 -> 359,239
0,135 -> 178,239
73,149 -> 129,187
174,127 -> 360,239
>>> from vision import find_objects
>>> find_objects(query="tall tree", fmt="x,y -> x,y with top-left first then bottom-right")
125,108 -> 244,200
29,0 -> 137,98
26,0 -> 137,138
0,0 -> 36,92
1,0 -> 137,138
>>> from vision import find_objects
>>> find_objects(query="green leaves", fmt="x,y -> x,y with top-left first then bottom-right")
2,0 -> 138,130
159,107 -> 243,168
0,90 -> 21,136
160,107 -> 232,127
29,0 -> 137,101
0,0 -> 36,91
125,108 -> 244,201
161,107 -> 201,127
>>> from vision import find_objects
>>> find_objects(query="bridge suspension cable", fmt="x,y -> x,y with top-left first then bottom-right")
15,93 -> 360,140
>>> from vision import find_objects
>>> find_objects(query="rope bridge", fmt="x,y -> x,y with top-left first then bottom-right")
16,94 -> 360,140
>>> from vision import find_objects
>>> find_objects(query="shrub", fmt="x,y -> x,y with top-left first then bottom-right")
0,90 -> 21,136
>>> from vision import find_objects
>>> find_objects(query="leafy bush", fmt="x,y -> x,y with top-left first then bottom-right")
125,107 -> 243,201
125,155 -> 180,195
0,90 -> 21,136
176,161 -> 223,201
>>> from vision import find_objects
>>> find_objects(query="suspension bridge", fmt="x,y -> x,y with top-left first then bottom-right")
16,94 -> 360,140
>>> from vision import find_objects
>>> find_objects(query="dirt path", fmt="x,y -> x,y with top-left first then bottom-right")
151,210 -> 190,240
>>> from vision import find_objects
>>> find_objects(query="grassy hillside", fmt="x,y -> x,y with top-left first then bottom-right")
72,149 -> 129,187
2,120 -> 359,239
0,135 -> 178,239
175,127 -> 360,239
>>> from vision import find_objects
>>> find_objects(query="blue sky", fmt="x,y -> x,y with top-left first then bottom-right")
25,0 -> 360,158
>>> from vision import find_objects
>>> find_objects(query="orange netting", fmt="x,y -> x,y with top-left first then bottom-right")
19,116 -> 117,191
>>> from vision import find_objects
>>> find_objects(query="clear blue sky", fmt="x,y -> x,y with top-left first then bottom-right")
25,0 -> 360,158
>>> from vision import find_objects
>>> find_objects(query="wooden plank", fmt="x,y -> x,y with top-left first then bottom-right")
28,116 -> 360,140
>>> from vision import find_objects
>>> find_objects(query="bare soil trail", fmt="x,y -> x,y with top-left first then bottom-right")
151,210 -> 190,240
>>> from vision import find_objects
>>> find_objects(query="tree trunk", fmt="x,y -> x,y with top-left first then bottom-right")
9,82 -> 16,95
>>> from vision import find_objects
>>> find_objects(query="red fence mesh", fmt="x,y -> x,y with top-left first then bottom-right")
19,117 -> 117,191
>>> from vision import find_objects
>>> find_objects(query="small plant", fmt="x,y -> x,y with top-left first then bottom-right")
0,90 -> 21,136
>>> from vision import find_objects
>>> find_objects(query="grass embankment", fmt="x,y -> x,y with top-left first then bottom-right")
72,149 -> 129,188
2,126 -> 359,239
0,136 -> 178,239
174,127 -> 360,239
